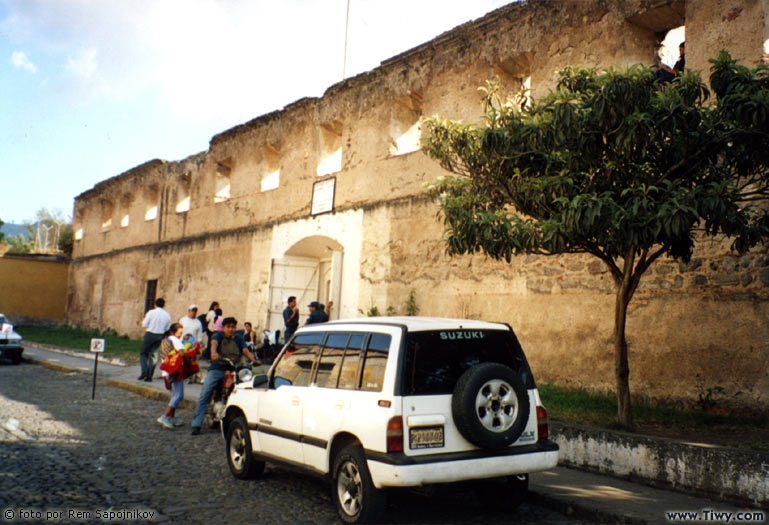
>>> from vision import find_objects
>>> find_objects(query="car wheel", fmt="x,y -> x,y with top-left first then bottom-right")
11,354 -> 21,365
331,444 -> 387,524
226,416 -> 265,479
451,363 -> 530,449
474,473 -> 528,510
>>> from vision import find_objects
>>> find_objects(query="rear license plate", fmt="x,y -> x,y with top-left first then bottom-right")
409,426 -> 444,449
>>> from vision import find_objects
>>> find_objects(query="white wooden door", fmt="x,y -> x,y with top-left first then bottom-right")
267,256 -> 320,333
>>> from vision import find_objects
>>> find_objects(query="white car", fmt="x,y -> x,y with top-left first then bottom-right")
222,317 -> 559,523
0,314 -> 23,365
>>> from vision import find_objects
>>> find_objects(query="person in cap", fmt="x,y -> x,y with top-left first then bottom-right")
179,304 -> 204,343
317,302 -> 330,323
305,301 -> 326,325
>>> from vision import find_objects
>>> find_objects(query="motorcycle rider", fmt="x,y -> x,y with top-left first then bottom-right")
191,317 -> 260,435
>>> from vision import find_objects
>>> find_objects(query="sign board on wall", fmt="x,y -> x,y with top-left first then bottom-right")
311,177 -> 336,215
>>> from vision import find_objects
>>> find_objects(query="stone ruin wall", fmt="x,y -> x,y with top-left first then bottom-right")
69,0 -> 769,406
372,197 -> 769,407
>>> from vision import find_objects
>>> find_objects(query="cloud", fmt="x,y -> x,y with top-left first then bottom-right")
1,0 -> 510,124
10,50 -> 37,72
65,48 -> 97,80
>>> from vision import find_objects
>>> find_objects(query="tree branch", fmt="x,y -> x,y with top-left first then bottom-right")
628,245 -> 668,300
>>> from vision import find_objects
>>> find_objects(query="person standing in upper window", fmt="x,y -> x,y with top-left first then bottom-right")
658,41 -> 685,82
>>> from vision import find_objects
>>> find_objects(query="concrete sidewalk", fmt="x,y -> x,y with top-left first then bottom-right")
20,343 -> 767,524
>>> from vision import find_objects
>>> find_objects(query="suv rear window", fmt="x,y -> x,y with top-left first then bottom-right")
401,329 -> 530,395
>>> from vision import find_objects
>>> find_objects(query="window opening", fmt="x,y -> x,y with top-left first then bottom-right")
261,144 -> 281,192
317,120 -> 343,176
389,92 -> 422,156
657,26 -> 685,75
176,172 -> 192,213
144,279 -> 157,314
101,201 -> 114,231
144,184 -> 160,221
74,228 -> 83,241
214,159 -> 232,203
121,214 -> 130,228
176,196 -> 190,213
494,52 -> 533,109
145,206 -> 158,221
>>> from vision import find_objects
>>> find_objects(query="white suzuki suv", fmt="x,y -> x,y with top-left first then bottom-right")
222,317 -> 558,523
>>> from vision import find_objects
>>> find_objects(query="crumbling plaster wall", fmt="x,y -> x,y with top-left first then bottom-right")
379,197 -> 769,406
72,0 -> 669,259
68,229 -> 256,338
686,0 -> 766,77
69,0 -> 769,404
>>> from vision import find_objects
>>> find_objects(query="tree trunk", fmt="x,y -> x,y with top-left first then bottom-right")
614,273 -> 633,429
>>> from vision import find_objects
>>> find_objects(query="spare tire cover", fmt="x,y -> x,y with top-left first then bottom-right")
451,362 -> 531,449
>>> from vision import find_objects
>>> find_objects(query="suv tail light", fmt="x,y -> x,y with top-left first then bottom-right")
536,405 -> 549,439
386,416 -> 403,452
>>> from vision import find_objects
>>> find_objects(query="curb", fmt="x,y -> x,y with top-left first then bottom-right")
35,360 -> 85,374
25,356 -> 197,411
551,422 -> 769,509
24,341 -> 130,366
527,491 -> 645,525
105,378 -> 197,411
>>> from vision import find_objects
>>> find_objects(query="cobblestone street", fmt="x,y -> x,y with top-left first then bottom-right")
0,363 -> 585,524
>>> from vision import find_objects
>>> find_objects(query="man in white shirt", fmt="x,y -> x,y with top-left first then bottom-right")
179,304 -> 204,343
139,297 -> 172,382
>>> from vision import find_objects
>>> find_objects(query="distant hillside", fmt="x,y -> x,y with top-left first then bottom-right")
0,223 -> 30,240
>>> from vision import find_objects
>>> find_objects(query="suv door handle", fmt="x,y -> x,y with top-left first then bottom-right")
291,396 -> 300,406
334,400 -> 345,409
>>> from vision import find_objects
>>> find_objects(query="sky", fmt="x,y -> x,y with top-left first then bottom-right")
0,0 -> 511,224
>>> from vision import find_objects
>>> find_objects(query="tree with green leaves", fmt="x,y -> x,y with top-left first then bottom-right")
424,51 -> 769,428
6,233 -> 33,253
0,217 -> 5,243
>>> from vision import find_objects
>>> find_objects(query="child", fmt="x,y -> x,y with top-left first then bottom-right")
157,323 -> 186,428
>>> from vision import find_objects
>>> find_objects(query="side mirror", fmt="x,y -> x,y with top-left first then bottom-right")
252,374 -> 268,388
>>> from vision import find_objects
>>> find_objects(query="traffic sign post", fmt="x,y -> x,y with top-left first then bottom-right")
90,338 -> 105,400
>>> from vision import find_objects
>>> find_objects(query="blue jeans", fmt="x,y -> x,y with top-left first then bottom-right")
168,379 -> 184,409
191,367 -> 227,428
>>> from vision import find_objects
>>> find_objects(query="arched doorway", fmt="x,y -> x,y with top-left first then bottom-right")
266,235 -> 344,332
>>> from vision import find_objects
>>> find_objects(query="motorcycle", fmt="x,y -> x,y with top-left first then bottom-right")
202,357 -> 254,429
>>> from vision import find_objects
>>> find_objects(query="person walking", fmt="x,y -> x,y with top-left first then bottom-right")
157,323 -> 186,429
139,297 -> 171,382
283,296 -> 299,342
